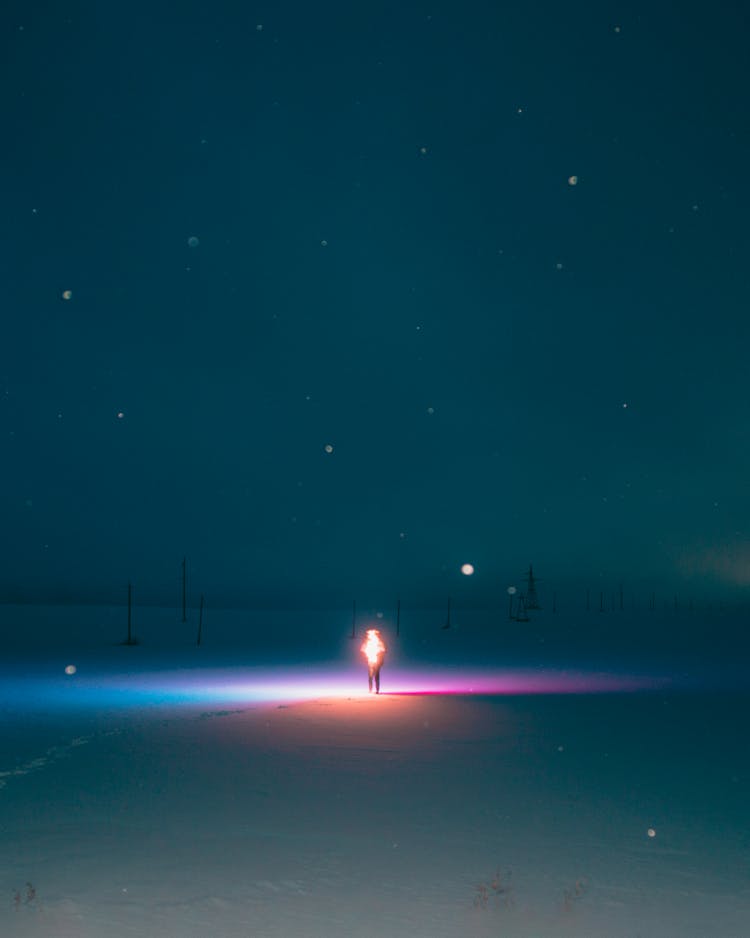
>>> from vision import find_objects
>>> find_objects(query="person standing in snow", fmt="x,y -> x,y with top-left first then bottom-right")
361,628 -> 386,694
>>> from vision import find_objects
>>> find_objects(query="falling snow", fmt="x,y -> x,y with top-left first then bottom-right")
3,13 -> 749,933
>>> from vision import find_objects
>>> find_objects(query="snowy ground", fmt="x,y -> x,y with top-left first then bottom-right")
1,606 -> 749,936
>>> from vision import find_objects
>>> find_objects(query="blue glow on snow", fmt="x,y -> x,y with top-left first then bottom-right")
0,664 -> 680,712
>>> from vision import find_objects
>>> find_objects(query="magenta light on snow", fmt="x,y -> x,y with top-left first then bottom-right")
2,665 -> 675,711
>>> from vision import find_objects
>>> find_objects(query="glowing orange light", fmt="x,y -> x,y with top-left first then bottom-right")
361,629 -> 386,666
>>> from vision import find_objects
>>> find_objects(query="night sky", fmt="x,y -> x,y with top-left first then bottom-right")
3,1 -> 749,609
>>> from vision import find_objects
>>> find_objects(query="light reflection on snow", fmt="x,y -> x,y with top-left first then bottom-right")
0,665 -> 676,711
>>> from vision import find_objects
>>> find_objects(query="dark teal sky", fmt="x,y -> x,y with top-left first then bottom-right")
2,1 -> 749,607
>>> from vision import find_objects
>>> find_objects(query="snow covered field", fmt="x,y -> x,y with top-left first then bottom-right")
1,605 -> 749,937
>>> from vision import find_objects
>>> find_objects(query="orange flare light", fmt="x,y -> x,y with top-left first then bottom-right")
361,629 -> 386,666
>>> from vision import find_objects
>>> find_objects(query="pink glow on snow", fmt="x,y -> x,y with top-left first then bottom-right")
40,664 -> 673,710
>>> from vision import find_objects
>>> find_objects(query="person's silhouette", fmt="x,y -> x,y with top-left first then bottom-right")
361,628 -> 386,693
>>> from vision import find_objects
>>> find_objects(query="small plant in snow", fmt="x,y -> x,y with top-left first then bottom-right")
562,877 -> 587,912
12,882 -> 36,909
474,869 -> 514,909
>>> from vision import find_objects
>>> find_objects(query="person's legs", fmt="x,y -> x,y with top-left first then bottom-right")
375,666 -> 381,694
368,664 -> 374,692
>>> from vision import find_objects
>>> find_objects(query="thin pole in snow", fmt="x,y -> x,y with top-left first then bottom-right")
124,582 -> 136,645
442,597 -> 451,629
